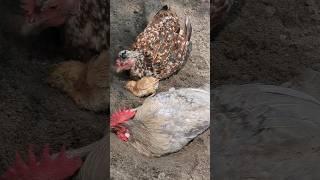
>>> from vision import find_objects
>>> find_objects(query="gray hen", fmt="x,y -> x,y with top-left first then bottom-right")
213,66 -> 320,179
49,85 -> 209,179
111,85 -> 210,157
28,85 -> 209,179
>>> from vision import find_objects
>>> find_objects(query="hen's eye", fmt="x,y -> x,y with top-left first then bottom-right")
120,51 -> 127,59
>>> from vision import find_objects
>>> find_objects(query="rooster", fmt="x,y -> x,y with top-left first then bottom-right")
1,138 -> 108,180
1,85 -> 209,179
213,66 -> 320,179
1,145 -> 82,180
6,65 -> 320,179
19,0 -> 109,111
111,85 -> 210,157
115,5 -> 192,97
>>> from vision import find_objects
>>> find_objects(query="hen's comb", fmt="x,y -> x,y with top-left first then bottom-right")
110,108 -> 136,127
1,144 -> 82,180
20,0 -> 36,17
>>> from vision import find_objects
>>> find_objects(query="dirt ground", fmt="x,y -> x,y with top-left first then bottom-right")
110,0 -> 210,179
212,0 -> 320,179
1,0 -> 319,179
0,5 -> 106,176
213,0 -> 320,86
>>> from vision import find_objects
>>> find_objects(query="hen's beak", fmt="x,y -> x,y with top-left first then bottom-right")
115,67 -> 121,73
115,58 -> 122,73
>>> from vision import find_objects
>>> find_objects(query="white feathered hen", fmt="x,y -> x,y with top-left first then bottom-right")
212,66 -> 320,179
111,85 -> 210,157
1,85 -> 209,179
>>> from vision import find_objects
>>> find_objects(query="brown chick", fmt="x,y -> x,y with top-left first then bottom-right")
48,50 -> 109,112
125,77 -> 159,97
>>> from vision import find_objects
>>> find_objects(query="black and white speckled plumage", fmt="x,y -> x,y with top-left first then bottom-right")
21,0 -> 109,56
64,0 -> 109,54
128,5 -> 192,80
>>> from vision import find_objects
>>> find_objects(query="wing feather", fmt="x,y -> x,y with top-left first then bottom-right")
130,6 -> 191,79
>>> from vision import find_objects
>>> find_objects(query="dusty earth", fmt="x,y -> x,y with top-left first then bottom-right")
213,0 -> 320,86
110,0 -> 210,179
1,0 -> 318,179
0,2 -> 106,176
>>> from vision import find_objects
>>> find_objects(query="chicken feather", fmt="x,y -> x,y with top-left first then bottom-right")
122,86 -> 210,157
130,5 -> 192,79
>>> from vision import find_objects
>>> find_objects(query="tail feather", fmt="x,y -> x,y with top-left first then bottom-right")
185,16 -> 192,41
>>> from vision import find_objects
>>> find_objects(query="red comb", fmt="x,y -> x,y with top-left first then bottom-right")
110,108 -> 136,127
1,144 -> 82,180
20,0 -> 36,17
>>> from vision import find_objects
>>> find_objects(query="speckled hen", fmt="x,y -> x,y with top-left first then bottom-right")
20,0 -> 109,111
115,5 -> 192,97
21,0 -> 109,54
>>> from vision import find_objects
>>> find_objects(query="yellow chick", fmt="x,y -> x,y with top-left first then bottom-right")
48,51 -> 109,112
125,77 -> 159,97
